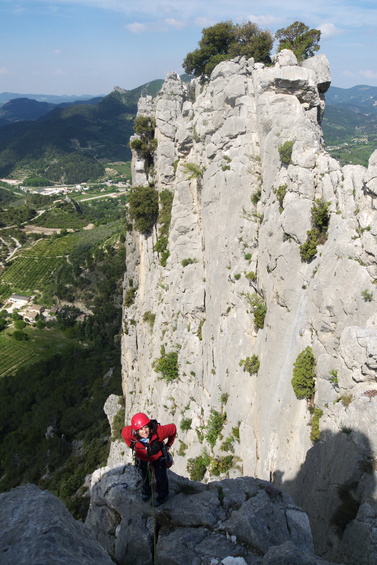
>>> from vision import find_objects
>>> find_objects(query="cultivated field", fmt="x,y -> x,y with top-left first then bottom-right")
0,336 -> 37,377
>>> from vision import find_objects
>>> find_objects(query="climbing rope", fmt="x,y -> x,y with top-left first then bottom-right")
149,463 -> 158,565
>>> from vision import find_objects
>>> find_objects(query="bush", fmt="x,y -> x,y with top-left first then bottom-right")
187,451 -> 211,481
278,141 -> 294,165
111,405 -> 125,441
240,292 -> 267,329
245,271 -> 257,281
14,319 -> 27,330
127,186 -> 158,235
300,228 -> 320,262
311,198 -> 330,232
220,437 -> 235,453
153,346 -> 179,382
300,199 -> 330,263
310,407 -> 323,443
239,355 -> 260,374
206,409 -> 227,448
124,287 -> 137,308
180,418 -> 192,431
291,346 -> 316,399
274,184 -> 287,212
130,116 -> 157,176
183,163 -> 204,179
251,189 -> 261,205
362,289 -> 373,302
12,330 -> 29,341
142,310 -> 156,328
211,455 -> 234,476
329,369 -> 338,385
181,257 -> 197,267
253,302 -> 267,329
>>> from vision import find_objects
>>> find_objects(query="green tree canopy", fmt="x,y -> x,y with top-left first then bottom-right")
275,21 -> 321,62
291,346 -> 316,399
127,185 -> 159,235
183,21 -> 273,77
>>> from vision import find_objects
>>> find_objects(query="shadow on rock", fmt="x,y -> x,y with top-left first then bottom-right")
84,463 -> 343,565
274,429 -> 376,565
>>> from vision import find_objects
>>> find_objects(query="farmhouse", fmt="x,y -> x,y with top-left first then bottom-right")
23,304 -> 45,323
28,304 -> 44,315
23,310 -> 39,323
8,294 -> 30,308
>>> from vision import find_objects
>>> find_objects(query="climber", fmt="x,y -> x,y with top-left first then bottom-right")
122,412 -> 176,506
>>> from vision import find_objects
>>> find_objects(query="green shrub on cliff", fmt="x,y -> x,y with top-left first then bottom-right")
127,185 -> 158,235
153,346 -> 179,382
278,141 -> 294,165
300,199 -> 330,262
291,346 -> 316,399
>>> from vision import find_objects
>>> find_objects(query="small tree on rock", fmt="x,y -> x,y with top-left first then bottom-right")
291,346 -> 316,399
183,20 -> 273,77
275,21 -> 321,62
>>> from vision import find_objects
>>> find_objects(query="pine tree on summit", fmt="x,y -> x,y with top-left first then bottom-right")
183,20 -> 273,77
275,21 -> 321,62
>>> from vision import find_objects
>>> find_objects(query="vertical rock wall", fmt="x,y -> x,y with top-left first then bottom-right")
120,50 -> 377,560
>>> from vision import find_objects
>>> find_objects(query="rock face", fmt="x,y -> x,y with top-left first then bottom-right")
0,484 -> 114,565
86,463 -> 341,565
121,51 -> 377,563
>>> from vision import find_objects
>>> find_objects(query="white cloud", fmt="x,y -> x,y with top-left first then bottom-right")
164,18 -> 186,29
246,14 -> 281,27
194,16 -> 216,28
125,22 -> 147,33
359,69 -> 377,79
318,23 -> 343,39
0,66 -> 9,75
53,68 -> 65,75
342,70 -> 356,78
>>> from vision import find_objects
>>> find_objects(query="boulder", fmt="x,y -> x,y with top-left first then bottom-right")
0,484 -> 114,565
85,465 -> 340,565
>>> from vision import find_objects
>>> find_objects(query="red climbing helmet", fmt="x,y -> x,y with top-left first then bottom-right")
131,412 -> 150,431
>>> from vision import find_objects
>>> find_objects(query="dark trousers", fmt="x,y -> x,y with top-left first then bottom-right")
139,456 -> 169,501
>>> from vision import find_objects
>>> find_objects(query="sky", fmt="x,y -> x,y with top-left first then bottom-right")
0,0 -> 377,96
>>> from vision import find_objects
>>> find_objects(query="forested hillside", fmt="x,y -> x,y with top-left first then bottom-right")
0,184 -> 127,518
0,80 -> 163,182
322,84 -> 377,166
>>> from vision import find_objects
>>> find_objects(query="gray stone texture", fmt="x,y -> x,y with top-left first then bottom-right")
121,51 -> 377,564
0,484 -> 114,565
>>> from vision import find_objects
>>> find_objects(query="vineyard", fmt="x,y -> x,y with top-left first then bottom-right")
0,336 -> 37,377
29,208 -> 89,230
0,327 -> 76,377
1,257 -> 66,291
0,221 -> 123,293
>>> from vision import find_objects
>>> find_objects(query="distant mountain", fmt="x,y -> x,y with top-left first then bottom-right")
322,85 -> 377,165
1,80 -> 375,179
0,96 -> 104,127
0,80 -> 164,180
0,92 -> 101,106
325,85 -> 377,109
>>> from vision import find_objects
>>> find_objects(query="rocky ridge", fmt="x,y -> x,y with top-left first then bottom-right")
0,471 -> 341,565
121,49 -> 377,563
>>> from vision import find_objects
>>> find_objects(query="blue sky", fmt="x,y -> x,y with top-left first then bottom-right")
1,0 -> 377,95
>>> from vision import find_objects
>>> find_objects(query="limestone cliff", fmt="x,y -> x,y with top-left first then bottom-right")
120,50 -> 377,562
